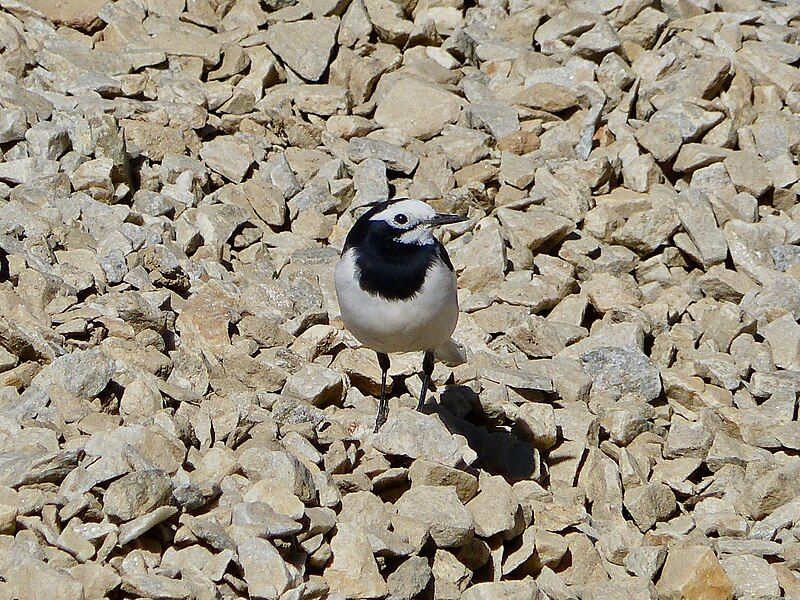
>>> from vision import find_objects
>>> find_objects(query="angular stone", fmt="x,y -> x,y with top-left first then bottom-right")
723,151 -> 773,198
103,470 -> 173,522
0,108 -> 27,144
118,506 -> 179,545
673,144 -> 734,173
121,120 -> 186,162
283,363 -> 343,407
507,314 -> 568,359
581,347 -> 662,402
239,449 -> 316,504
348,137 -> 418,174
515,83 -> 580,112
265,17 -> 339,81
724,219 -> 785,282
466,101 -> 520,140
387,555 -> 431,600
675,188 -> 727,268
364,0 -> 413,44
231,502 -> 302,538
294,84 -> 349,116
612,205 -> 681,255
237,538 -> 294,599
496,207 -> 575,253
372,408 -> 472,467
651,101 -> 724,142
31,349 -> 114,398
513,402 -> 557,450
324,523 -> 387,598
623,483 -> 676,532
461,580 -> 540,600
625,546 -> 667,581
394,485 -> 474,547
635,119 -> 683,163
534,11 -> 596,47
656,546 -> 732,600
150,27 -> 221,66
121,574 -> 192,600
374,77 -> 462,140
720,554 -> 779,599
26,0 -> 106,29
465,475 -> 520,538
408,460 -> 479,503
199,137 -> 254,183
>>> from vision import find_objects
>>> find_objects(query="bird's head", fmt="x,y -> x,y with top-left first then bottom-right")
354,199 -> 467,246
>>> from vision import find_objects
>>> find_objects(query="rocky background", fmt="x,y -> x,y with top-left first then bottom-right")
0,0 -> 798,598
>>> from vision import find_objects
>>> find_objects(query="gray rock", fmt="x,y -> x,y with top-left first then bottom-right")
25,121 -> 71,160
466,101 -> 520,140
375,76 -> 462,140
0,157 -> 59,184
239,449 -> 317,504
364,0 -> 413,45
0,447 -> 79,487
387,555 -> 431,599
353,158 -> 389,205
461,580 -> 540,600
394,485 -> 474,547
583,577 -> 655,600
283,363 -> 343,406
634,120 -> 683,163
408,460 -> 479,503
465,475 -> 520,538
513,402 -> 557,450
103,470 -> 173,522
624,483 -> 676,532
675,188 -> 728,268
348,137 -> 419,174
720,554 -> 780,598
199,137 -> 254,183
496,206 -> 575,253
232,502 -> 302,538
265,17 -> 339,81
237,538 -> 295,599
121,573 -> 192,599
372,408 -> 473,467
612,205 -> 681,255
650,101 -> 724,142
625,545 -> 667,581
771,244 -> 800,272
723,151 -> 773,198
0,108 -> 27,143
118,506 -> 179,545
31,349 -> 114,398
324,523 -> 387,598
581,347 -> 662,402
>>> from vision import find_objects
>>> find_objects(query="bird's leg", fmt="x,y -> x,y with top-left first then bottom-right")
416,350 -> 435,412
374,351 -> 390,433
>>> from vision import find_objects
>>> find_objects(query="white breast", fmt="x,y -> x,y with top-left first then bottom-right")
334,249 -> 460,354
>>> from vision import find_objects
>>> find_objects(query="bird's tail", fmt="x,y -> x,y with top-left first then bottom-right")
434,338 -> 467,366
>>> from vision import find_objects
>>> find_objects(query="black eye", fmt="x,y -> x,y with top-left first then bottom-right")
394,214 -> 408,225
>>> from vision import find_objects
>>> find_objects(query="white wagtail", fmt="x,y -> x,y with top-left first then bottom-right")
334,198 -> 467,432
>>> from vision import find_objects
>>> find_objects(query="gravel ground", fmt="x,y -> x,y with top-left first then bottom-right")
0,0 -> 799,598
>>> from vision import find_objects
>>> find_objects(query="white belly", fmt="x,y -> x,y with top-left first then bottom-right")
334,249 -> 460,354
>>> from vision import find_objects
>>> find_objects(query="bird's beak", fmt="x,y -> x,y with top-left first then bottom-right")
427,213 -> 468,227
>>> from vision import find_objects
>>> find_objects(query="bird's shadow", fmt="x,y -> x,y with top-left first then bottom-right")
423,385 -> 545,485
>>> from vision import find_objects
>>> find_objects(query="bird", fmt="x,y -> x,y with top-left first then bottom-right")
334,198 -> 467,432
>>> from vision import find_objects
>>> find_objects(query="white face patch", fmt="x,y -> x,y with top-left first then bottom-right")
370,199 -> 438,246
